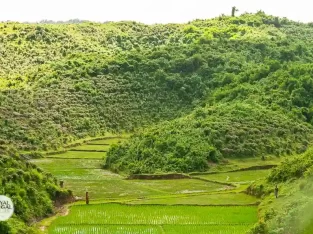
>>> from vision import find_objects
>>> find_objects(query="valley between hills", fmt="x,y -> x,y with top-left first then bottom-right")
2,12 -> 313,233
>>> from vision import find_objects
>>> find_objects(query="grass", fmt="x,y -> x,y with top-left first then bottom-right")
31,158 -> 103,170
49,203 -> 258,225
88,138 -> 127,145
207,157 -> 282,173
61,179 -> 166,200
49,224 -> 253,234
69,144 -> 111,151
162,225 -> 254,234
196,170 -> 271,184
44,168 -> 120,181
303,220 -> 313,234
58,178 -> 227,201
130,179 -> 224,194
62,133 -> 119,146
49,225 -> 162,234
31,158 -> 162,200
129,193 -> 258,205
32,159 -> 229,201
31,158 -> 119,180
46,151 -> 106,159
33,135 -> 271,233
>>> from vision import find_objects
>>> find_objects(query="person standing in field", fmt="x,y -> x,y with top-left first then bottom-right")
274,185 -> 279,198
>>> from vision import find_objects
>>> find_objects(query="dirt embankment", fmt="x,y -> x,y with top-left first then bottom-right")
54,190 -> 75,207
127,173 -> 190,180
190,164 -> 277,176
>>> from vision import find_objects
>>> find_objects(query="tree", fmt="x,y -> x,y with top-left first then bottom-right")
232,6 -> 239,17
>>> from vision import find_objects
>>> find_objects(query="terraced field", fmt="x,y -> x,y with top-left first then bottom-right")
69,144 -> 111,151
49,204 -> 257,234
49,224 -> 253,234
129,192 -> 258,205
32,136 -> 280,233
196,170 -> 271,184
46,151 -> 106,159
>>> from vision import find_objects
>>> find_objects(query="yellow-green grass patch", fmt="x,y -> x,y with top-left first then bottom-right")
58,178 -> 226,201
163,225 -> 254,234
130,179 -> 224,194
208,157 -> 282,172
31,158 -> 103,170
63,179 -> 167,200
69,144 -> 111,151
88,138 -> 127,145
49,203 -> 258,226
129,192 -> 258,205
49,224 -> 253,234
46,151 -> 106,159
196,170 -> 271,184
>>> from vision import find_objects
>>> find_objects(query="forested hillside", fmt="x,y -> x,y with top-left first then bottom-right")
2,12 -> 313,152
1,12 -> 313,170
107,102 -> 312,173
0,147 -> 71,233
105,13 -> 313,173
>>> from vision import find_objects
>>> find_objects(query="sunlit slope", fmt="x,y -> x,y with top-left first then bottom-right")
248,148 -> 313,233
3,13 -> 313,152
107,102 -> 313,173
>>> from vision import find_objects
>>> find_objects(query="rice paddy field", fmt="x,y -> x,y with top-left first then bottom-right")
31,136 -> 277,233
49,204 -> 257,234
87,138 -> 127,145
46,151 -> 106,159
130,179 -> 224,194
49,224 -> 252,234
69,144 -> 111,151
129,192 -> 258,205
196,170 -> 271,184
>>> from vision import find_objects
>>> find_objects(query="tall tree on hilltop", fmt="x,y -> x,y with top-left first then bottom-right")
232,6 -> 239,17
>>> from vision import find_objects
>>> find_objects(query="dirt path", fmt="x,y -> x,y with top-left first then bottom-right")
38,205 -> 70,233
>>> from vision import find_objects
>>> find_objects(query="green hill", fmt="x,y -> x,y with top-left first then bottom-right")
3,12 -> 313,232
2,12 -> 313,151
106,102 -> 313,174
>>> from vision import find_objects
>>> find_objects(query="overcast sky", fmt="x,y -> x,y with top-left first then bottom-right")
1,0 -> 312,24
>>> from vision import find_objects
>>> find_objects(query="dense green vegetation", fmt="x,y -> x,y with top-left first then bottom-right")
106,102 -> 312,173
0,151 -> 71,233
2,12 -> 313,154
101,13 -> 313,173
0,20 -> 208,150
247,148 -> 313,233
4,11 -> 313,233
